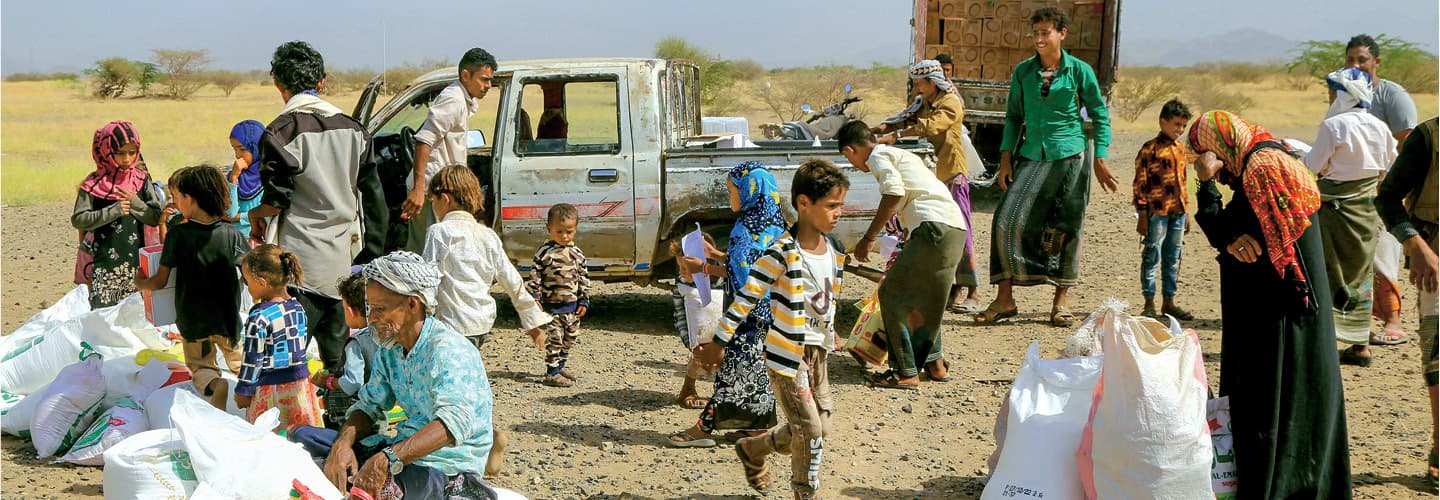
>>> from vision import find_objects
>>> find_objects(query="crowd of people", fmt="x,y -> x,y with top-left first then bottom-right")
63,6 -> 1437,498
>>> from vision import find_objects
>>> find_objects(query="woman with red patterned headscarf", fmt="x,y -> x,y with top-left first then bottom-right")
71,120 -> 164,308
1190,110 -> 1353,498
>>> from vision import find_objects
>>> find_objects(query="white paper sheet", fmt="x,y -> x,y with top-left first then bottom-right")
681,223 -> 712,306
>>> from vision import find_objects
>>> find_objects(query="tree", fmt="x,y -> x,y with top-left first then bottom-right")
654,37 -> 737,112
1288,34 -> 1438,93
133,61 -> 160,97
151,49 -> 212,99
1111,76 -> 1182,122
207,70 -> 246,97
84,57 -> 135,99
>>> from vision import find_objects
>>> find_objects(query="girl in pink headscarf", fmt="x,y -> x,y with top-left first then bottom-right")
72,120 -> 164,308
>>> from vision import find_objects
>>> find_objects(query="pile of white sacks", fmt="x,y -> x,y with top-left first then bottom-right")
0,286 -> 341,499
980,298 -> 1236,500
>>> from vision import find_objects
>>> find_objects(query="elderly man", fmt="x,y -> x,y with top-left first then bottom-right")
289,252 -> 496,498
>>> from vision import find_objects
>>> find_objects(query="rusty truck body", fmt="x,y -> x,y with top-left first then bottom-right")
353,58 -> 934,285
910,0 -> 1122,171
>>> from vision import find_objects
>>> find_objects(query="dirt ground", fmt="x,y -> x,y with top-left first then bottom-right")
2,130 -> 1435,499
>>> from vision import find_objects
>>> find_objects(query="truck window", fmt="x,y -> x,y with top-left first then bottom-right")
375,86 -> 441,137
516,79 -> 621,156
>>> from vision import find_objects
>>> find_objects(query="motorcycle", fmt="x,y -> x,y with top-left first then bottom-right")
761,84 -> 861,141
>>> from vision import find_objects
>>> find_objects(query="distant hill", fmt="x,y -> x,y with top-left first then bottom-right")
1120,28 -> 1298,67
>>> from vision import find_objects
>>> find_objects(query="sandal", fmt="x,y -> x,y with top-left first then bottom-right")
666,428 -> 717,448
974,303 -> 1018,324
924,359 -> 951,382
1369,327 -> 1409,346
559,366 -> 579,380
735,439 -> 771,493
542,373 -> 575,387
865,370 -> 920,391
948,298 -> 982,314
1338,346 -> 1372,368
1162,306 -> 1195,322
677,394 -> 709,409
1051,307 -> 1076,328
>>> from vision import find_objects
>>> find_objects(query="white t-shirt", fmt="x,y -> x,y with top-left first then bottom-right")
798,238 -> 838,350
867,144 -> 967,232
1302,110 -> 1397,182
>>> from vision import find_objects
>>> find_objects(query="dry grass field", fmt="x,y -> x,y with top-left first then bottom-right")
3,68 -> 1433,206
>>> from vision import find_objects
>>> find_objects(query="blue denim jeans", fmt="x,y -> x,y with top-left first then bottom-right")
1141,213 -> 1186,298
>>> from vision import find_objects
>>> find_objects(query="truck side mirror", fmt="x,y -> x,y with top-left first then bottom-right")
467,130 -> 487,149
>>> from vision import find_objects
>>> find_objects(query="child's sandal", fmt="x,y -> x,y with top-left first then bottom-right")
735,439 -> 771,493
542,373 -> 574,387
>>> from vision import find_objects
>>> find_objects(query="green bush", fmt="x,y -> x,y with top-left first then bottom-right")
654,37 -> 736,111
1112,76 -> 1183,122
84,57 -> 135,99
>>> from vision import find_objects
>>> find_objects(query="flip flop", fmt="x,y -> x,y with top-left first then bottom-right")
542,373 -> 575,387
1051,307 -> 1076,328
1369,327 -> 1409,346
924,359 -> 952,382
666,430 -> 717,448
735,439 -> 771,493
974,303 -> 1018,324
947,298 -> 982,314
866,370 -> 920,391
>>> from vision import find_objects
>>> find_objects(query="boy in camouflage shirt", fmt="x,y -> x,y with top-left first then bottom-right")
528,203 -> 591,387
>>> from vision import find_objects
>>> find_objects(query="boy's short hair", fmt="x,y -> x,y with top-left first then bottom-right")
835,120 -> 876,153
1345,34 -> 1380,58
1159,99 -> 1192,121
792,159 -> 850,208
427,165 -> 484,214
270,41 -> 326,94
1030,7 -> 1069,31
337,271 -> 367,313
935,54 -> 953,65
459,48 -> 497,76
547,203 -> 578,226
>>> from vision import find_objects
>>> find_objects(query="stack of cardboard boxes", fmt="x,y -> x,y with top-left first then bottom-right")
922,0 -> 1105,82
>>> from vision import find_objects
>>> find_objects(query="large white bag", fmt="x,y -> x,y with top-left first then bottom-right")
982,342 -> 1102,500
169,390 -> 343,500
102,428 -> 199,499
1077,303 -> 1213,499
0,320 -> 85,394
1,383 -> 49,437
61,397 -> 149,466
676,282 -> 725,349
103,355 -> 183,405
30,351 -> 108,458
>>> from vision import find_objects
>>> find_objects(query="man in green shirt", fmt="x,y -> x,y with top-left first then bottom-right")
975,7 -> 1119,327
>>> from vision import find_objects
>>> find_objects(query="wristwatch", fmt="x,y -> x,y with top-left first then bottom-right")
382,446 -> 404,475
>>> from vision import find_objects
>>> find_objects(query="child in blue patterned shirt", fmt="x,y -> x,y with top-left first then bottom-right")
237,244 -> 323,428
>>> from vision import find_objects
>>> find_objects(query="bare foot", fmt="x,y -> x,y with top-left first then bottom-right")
207,379 -> 230,410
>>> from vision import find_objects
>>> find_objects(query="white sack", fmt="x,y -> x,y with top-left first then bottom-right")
982,342 -> 1102,500
1077,304 -> 1212,499
61,397 -> 149,466
170,390 -> 342,500
102,428 -> 198,498
30,352 -> 108,458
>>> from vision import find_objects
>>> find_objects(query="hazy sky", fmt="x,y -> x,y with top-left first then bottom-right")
2,0 -> 1436,74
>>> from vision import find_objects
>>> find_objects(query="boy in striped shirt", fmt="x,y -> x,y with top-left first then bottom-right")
719,160 -> 850,499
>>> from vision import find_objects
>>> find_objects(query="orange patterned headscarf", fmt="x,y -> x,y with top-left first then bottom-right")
1188,110 -> 1320,282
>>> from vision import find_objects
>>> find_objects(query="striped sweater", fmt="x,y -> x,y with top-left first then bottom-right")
716,230 -> 847,377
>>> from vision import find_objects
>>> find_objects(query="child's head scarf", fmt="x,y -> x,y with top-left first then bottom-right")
1188,110 -> 1320,284
80,120 -> 148,201
229,120 -> 267,200
726,161 -> 787,294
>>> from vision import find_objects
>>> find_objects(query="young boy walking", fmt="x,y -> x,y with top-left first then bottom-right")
722,160 -> 850,499
1132,99 -> 1195,320
528,204 -> 591,387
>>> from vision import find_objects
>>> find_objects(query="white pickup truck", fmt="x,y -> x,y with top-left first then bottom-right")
353,58 -> 936,285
